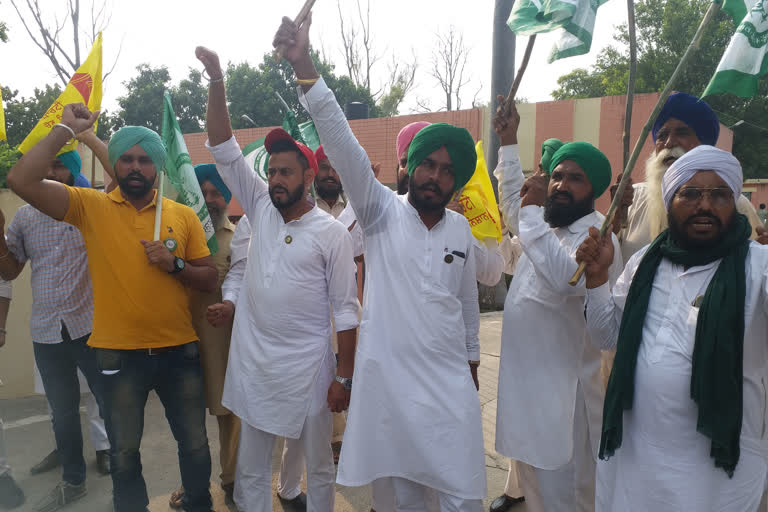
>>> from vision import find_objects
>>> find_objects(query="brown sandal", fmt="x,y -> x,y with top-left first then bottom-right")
169,487 -> 184,509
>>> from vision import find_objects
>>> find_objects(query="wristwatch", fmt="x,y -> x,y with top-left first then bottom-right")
335,375 -> 353,391
170,257 -> 185,274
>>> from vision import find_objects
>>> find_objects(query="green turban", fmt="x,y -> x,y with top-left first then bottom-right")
548,142 -> 612,198
540,138 -> 564,173
407,123 -> 476,192
56,150 -> 82,178
107,126 -> 167,171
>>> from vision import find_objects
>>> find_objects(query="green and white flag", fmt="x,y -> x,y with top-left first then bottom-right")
718,0 -> 759,24
161,91 -> 218,254
703,0 -> 768,98
507,0 -> 609,62
242,113 -> 320,181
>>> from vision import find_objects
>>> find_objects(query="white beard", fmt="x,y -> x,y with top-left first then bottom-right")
644,147 -> 686,239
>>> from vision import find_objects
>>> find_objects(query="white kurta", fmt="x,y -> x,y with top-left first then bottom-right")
494,144 -> 623,469
208,137 -> 360,439
586,243 -> 768,511
620,182 -> 763,264
299,78 -> 486,499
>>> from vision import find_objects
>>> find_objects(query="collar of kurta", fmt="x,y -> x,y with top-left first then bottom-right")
402,193 -> 447,228
107,187 -> 159,211
316,195 -> 346,212
218,219 -> 236,234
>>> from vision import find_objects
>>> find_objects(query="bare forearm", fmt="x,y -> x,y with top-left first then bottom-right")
206,80 -> 232,146
293,54 -> 320,93
336,329 -> 356,378
79,131 -> 114,183
0,237 -> 24,281
176,264 -> 217,292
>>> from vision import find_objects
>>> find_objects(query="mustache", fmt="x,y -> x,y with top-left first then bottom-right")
271,185 -> 288,194
549,190 -> 574,203
655,146 -> 686,166
683,213 -> 721,228
418,182 -> 442,194
123,171 -> 152,184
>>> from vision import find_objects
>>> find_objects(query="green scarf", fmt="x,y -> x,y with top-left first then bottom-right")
600,213 -> 751,477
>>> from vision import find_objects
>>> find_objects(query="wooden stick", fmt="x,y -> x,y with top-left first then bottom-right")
153,171 -> 165,241
506,35 -> 536,108
617,0 -> 638,229
569,1 -> 721,286
273,0 -> 318,63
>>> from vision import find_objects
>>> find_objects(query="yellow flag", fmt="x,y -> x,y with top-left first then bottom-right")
459,141 -> 503,242
0,85 -> 6,142
19,32 -> 103,154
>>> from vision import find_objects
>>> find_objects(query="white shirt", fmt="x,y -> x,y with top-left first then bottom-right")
299,78 -> 485,499
336,203 -> 365,258
621,182 -> 763,265
586,244 -> 768,511
207,136 -> 359,438
493,144 -> 623,469
221,215 -> 250,305
472,237 -> 504,286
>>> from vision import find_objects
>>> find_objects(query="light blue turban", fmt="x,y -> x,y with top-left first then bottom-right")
107,126 -> 167,171
57,150 -> 82,178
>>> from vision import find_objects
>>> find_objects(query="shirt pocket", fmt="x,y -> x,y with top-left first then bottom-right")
435,248 -> 466,294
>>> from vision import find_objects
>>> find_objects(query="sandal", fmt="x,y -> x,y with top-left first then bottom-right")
169,487 -> 184,509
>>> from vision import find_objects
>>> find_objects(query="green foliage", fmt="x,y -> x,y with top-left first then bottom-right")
1,84 -> 63,147
0,142 -> 20,188
0,21 -> 8,43
552,0 -> 768,178
117,64 -> 172,133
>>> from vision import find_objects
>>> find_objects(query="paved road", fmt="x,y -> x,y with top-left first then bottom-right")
1,312 -> 527,511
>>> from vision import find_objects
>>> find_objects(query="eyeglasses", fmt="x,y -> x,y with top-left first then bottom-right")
675,187 -> 734,206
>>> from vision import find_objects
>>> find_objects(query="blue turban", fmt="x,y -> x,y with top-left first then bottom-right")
549,142 -> 612,198
652,92 -> 720,146
107,126 -> 167,171
195,163 -> 231,204
57,150 -> 82,178
73,173 -> 91,188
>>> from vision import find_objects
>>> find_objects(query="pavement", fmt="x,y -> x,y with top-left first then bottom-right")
0,312 -> 528,512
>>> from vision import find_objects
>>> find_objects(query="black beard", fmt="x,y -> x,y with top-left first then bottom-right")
207,206 -> 224,229
667,211 -> 728,250
117,172 -> 155,199
397,172 -> 409,195
269,182 -> 306,210
543,192 -> 594,228
408,174 -> 453,213
315,179 -> 342,201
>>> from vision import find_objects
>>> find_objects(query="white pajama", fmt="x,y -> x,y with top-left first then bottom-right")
0,418 -> 9,477
372,477 -> 482,512
516,384 -> 595,512
503,459 -> 523,498
278,438 -> 304,500
234,355 -> 335,512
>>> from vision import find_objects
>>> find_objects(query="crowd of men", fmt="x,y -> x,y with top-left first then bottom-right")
0,10 -> 767,512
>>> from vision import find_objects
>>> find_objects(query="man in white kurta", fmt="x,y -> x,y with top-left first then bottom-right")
199,45 -> 360,512
274,14 -> 486,511
579,145 -> 768,511
492,102 -> 622,511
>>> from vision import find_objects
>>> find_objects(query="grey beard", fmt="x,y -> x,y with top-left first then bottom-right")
644,147 -> 686,239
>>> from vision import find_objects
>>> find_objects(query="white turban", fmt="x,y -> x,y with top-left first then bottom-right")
661,145 -> 743,211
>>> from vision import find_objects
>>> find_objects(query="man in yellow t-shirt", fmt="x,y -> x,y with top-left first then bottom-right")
7,103 -> 218,512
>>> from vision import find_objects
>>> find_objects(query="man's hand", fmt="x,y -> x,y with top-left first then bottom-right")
575,226 -> 614,288
609,173 -> 634,234
273,13 -> 313,66
371,162 -> 381,179
327,380 -> 350,413
493,95 -> 520,146
756,226 -> 768,245
520,168 -> 548,208
469,362 -> 479,391
0,209 -> 5,233
140,240 -> 175,273
207,300 -> 235,327
60,103 -> 99,136
195,46 -> 224,81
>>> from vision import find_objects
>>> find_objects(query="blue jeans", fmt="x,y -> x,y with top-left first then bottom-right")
95,342 -> 212,512
33,330 -> 104,486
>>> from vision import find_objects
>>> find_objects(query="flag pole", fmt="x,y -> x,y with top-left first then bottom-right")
617,0 -> 638,229
506,35 -> 536,109
569,1 -> 721,286
273,0 -> 318,63
153,171 -> 165,241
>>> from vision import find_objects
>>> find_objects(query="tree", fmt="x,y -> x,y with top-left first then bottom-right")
116,64 -> 171,133
9,0 -> 121,86
1,84 -> 63,146
377,55 -> 418,117
551,0 -> 768,178
430,26 -> 471,111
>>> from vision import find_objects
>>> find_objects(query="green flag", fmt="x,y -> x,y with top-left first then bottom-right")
161,91 -> 218,254
507,0 -> 609,62
703,0 -> 768,98
716,0 -> 758,24
243,112 -> 320,181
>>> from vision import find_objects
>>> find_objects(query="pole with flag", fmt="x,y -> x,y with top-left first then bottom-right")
161,91 -> 218,254
0,85 -> 6,142
19,33 -> 103,155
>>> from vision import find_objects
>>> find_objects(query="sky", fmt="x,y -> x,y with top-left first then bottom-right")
0,0 -> 629,117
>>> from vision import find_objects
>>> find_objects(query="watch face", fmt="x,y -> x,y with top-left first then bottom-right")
175,257 -> 185,271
